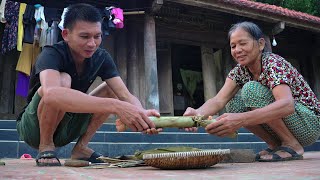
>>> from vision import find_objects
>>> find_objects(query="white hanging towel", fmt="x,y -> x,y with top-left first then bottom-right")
58,8 -> 68,30
0,0 -> 7,23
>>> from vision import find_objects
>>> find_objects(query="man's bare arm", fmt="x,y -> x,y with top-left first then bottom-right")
39,69 -> 126,114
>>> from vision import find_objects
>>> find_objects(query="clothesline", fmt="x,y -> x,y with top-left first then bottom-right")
8,0 -> 120,8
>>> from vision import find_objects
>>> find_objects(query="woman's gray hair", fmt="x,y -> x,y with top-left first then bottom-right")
228,21 -> 266,52
228,21 -> 264,42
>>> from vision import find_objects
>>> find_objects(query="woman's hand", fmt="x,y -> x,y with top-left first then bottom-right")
205,113 -> 243,137
183,107 -> 199,132
183,107 -> 199,116
144,109 -> 160,117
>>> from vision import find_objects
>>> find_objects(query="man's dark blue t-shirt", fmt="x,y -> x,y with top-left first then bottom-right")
17,41 -> 119,121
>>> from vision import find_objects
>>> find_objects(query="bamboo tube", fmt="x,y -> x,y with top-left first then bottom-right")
116,116 -> 237,138
147,116 -> 197,128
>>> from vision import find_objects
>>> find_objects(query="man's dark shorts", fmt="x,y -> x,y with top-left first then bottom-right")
17,92 -> 92,148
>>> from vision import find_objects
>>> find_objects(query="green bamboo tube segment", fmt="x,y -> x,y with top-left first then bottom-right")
148,116 -> 218,128
148,116 -> 196,128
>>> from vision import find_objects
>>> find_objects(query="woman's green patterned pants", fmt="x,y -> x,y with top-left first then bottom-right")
226,81 -> 320,146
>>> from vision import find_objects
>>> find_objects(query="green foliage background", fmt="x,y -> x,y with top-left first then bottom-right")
254,0 -> 320,16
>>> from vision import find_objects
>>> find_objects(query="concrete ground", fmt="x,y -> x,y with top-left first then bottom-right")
1,151 -> 320,180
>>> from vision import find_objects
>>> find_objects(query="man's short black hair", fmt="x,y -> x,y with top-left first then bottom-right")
63,3 -> 102,30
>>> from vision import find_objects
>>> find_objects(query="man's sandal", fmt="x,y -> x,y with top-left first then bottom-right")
36,151 -> 61,166
77,151 -> 105,163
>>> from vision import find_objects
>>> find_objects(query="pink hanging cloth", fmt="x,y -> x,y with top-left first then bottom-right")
111,8 -> 124,29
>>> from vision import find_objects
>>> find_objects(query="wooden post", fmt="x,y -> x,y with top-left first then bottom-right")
312,56 -> 320,97
201,45 -> 216,101
144,14 -> 160,110
300,56 -> 313,88
157,45 -> 174,115
88,35 -> 115,93
115,29 -> 127,86
213,49 -> 225,92
127,22 -> 140,97
0,51 -> 19,114
263,35 -> 272,53
312,39 -> 320,98
222,46 -> 235,79
138,32 -> 146,108
104,35 -> 115,58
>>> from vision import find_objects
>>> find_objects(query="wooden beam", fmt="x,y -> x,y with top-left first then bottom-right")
156,25 -> 227,48
124,11 -> 145,15
166,0 -> 320,33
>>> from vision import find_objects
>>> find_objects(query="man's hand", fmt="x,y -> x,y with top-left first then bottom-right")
116,102 -> 156,132
115,106 -> 162,134
143,109 -> 162,135
205,113 -> 243,137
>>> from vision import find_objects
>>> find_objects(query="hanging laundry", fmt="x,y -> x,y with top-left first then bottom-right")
5,0 -> 113,8
101,7 -> 115,36
16,72 -> 30,98
16,42 -> 41,98
111,8 -> 124,29
23,4 -> 35,44
0,0 -> 6,23
58,7 -> 67,30
44,7 -> 62,27
1,1 -> 19,54
44,21 -> 59,45
16,42 -> 40,76
101,7 -> 124,36
17,3 -> 26,51
44,7 -> 62,45
39,21 -> 48,47
34,4 -> 45,44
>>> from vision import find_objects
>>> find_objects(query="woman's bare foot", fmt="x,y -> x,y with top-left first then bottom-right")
257,147 -> 274,157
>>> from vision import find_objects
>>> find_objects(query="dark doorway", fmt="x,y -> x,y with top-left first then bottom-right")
171,44 -> 204,115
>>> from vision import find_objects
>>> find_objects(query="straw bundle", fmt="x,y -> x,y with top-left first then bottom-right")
143,149 -> 230,169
